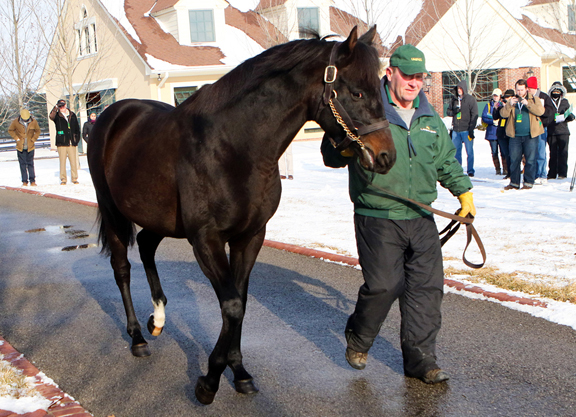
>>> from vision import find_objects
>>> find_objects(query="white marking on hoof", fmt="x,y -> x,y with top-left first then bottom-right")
151,299 -> 166,330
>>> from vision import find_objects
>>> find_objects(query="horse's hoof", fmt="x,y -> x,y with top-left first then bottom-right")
234,378 -> 259,395
131,343 -> 151,357
195,376 -> 216,405
147,315 -> 163,337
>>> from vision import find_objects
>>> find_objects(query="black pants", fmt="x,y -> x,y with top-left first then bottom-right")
548,134 -> 570,178
17,149 -> 35,183
347,214 -> 444,377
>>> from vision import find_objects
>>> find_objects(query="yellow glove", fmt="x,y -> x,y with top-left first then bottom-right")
458,191 -> 476,218
340,148 -> 354,157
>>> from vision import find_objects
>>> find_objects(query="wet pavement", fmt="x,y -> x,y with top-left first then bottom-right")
1,188 -> 576,416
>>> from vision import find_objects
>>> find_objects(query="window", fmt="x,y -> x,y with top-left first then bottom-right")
189,10 -> 215,42
569,5 -> 576,31
174,86 -> 199,106
298,7 -> 319,38
76,7 -> 98,57
562,66 -> 576,92
441,70 -> 497,116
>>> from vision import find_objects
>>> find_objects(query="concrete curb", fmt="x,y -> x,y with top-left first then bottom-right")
0,337 -> 92,417
1,185 -> 549,310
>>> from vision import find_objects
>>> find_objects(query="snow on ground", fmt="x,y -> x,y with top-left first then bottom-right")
0,130 -> 575,331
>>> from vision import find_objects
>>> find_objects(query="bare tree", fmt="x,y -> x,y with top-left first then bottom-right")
423,0 -> 526,100
0,0 -> 49,128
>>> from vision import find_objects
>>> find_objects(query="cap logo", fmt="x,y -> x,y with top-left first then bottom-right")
411,57 -> 422,61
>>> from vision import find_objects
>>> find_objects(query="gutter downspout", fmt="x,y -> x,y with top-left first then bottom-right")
157,72 -> 169,101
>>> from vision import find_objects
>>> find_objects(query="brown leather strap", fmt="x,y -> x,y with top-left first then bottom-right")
353,162 -> 486,268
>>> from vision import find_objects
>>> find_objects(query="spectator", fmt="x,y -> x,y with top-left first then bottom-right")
526,77 -> 554,185
482,88 -> 506,175
547,81 -> 574,180
447,80 -> 478,176
82,112 -> 97,145
494,89 -> 515,178
500,79 -> 544,190
279,144 -> 294,180
321,44 -> 474,384
8,109 -> 41,186
49,99 -> 81,185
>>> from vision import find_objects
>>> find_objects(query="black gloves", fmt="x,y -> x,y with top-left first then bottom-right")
468,129 -> 475,139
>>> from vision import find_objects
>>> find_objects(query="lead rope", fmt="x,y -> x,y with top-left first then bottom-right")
353,162 -> 486,268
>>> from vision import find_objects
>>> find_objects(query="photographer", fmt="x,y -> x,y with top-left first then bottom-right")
499,79 -> 545,190
494,89 -> 515,178
49,99 -> 81,185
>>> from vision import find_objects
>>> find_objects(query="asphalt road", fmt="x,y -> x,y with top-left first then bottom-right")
1,188 -> 576,417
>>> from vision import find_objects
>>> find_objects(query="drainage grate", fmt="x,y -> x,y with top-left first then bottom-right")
61,243 -> 98,252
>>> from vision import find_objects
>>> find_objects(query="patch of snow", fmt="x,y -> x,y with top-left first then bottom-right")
0,395 -> 52,414
145,54 -> 197,71
226,0 -> 260,13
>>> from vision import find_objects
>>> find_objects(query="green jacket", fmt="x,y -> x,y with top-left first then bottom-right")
321,78 -> 472,220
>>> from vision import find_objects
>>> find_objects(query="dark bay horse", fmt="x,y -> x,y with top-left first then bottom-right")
87,26 -> 395,404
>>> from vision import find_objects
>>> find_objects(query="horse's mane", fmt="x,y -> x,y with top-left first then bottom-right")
180,33 -> 380,114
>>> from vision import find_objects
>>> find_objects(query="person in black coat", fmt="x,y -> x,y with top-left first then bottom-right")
447,80 -> 478,176
49,99 -> 81,185
493,89 -> 515,177
547,81 -> 574,179
82,112 -> 97,145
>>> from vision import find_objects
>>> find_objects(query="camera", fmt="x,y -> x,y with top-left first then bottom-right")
515,94 -> 523,100
57,101 -> 66,108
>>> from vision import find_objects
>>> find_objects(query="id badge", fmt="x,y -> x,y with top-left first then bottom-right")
456,112 -> 461,120
500,119 -> 506,127
555,112 -> 559,120
516,114 -> 522,123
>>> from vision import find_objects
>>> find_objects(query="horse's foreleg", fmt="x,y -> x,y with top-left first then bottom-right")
190,234 -> 244,405
227,228 -> 266,395
137,229 -> 167,337
108,231 -> 150,357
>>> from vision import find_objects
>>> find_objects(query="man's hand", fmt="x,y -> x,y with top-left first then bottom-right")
468,130 -> 475,140
458,191 -> 476,218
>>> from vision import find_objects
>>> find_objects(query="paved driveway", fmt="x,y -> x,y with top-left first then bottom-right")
1,189 -> 575,416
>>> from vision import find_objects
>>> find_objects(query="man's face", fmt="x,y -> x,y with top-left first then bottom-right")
527,87 -> 537,96
458,87 -> 464,96
493,94 -> 500,102
516,84 -> 527,98
386,67 -> 423,109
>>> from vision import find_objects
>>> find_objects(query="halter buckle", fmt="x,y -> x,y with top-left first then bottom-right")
324,65 -> 337,83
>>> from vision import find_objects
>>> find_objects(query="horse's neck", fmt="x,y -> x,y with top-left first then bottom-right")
233,77 -> 316,161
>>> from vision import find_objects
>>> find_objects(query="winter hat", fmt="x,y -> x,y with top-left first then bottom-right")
526,76 -> 538,89
548,81 -> 566,97
492,88 -> 502,96
20,109 -> 30,120
389,44 -> 428,75
503,89 -> 515,98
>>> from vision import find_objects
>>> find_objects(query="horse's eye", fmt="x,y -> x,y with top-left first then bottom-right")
352,92 -> 363,100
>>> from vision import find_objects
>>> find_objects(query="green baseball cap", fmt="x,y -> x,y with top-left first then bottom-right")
389,44 -> 428,75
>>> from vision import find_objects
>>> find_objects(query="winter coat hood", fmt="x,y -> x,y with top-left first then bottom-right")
455,80 -> 468,96
548,82 -> 567,97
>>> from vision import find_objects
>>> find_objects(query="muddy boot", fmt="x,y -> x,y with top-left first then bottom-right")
492,155 -> 501,175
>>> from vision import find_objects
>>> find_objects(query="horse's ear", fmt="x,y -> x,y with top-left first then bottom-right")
340,26 -> 359,56
359,25 -> 377,46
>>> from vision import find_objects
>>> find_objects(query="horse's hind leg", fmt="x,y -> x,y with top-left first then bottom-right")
136,229 -> 167,337
227,229 -> 266,395
107,229 -> 150,357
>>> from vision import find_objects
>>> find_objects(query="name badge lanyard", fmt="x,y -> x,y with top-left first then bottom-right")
552,99 -> 560,119
516,101 -> 524,123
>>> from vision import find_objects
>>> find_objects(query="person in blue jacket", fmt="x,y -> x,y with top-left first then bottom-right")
482,88 -> 507,175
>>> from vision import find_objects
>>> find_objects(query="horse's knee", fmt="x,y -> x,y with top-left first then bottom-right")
221,298 -> 244,325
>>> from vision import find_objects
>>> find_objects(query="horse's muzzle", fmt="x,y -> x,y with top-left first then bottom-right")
358,128 -> 396,174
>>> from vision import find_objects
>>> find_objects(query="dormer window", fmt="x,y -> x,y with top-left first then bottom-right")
189,10 -> 215,42
76,6 -> 98,57
569,5 -> 576,31
298,7 -> 319,38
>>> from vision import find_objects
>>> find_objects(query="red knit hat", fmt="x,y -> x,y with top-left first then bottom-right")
526,76 -> 538,89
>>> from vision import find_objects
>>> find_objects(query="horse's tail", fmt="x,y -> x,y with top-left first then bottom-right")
95,185 -> 136,257
88,103 -> 136,257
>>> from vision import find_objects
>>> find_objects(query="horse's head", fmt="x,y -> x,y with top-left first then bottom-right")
315,26 -> 396,175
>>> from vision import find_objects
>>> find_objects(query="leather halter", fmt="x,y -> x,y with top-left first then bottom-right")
320,42 -> 390,152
